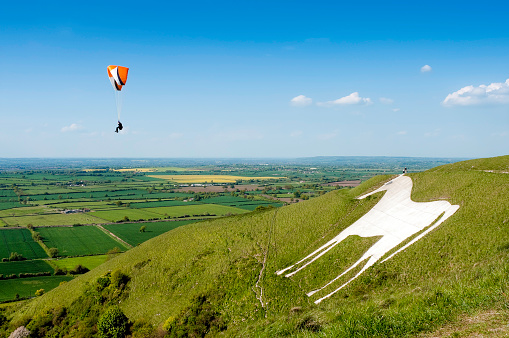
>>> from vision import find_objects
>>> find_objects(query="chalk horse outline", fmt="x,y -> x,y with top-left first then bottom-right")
276,175 -> 460,304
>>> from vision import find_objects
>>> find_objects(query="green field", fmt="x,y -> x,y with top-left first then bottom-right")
0,202 -> 25,211
103,220 -> 199,246
92,208 -> 163,222
0,260 -> 53,277
0,275 -> 73,302
0,228 -> 48,260
0,206 -> 51,217
140,204 -> 250,218
37,226 -> 129,256
51,255 -> 108,271
129,200 -> 199,208
1,213 -> 107,227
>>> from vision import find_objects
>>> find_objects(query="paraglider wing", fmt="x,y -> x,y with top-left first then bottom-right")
107,65 -> 129,91
107,65 -> 130,124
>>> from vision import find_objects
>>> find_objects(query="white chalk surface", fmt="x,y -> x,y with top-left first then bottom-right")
277,175 -> 459,304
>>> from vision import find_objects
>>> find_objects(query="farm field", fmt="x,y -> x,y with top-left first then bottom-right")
140,204 -> 250,218
103,220 -> 198,246
129,200 -> 200,208
0,228 -> 48,260
0,275 -> 73,302
92,208 -> 163,222
147,174 -> 283,183
0,157 -> 453,305
1,213 -> 106,227
0,260 -> 53,277
0,206 -> 52,218
51,255 -> 108,271
0,202 -> 25,211
36,226 -> 129,256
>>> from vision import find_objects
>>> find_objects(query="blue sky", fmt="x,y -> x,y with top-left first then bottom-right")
1,0 -> 508,158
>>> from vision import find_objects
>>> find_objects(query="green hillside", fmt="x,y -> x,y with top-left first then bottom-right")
2,156 -> 509,337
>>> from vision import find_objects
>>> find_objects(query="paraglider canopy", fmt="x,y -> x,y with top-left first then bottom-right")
107,65 -> 129,126
107,65 -> 129,91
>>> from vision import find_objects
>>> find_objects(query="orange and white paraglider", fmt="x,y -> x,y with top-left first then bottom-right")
107,65 -> 129,133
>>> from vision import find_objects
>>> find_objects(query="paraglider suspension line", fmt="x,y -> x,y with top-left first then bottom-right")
114,90 -> 123,120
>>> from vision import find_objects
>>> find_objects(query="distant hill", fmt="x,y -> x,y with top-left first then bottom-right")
2,155 -> 508,337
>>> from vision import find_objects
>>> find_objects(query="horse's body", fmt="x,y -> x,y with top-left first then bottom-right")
277,175 -> 459,304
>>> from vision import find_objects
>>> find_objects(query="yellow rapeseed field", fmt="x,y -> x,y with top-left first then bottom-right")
147,174 -> 282,183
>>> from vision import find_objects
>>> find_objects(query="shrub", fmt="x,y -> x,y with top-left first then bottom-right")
97,306 -> 129,338
110,269 -> 129,289
35,289 -> 45,297
163,294 -> 226,337
0,312 -> 6,326
48,247 -> 59,258
69,264 -> 90,275
54,267 -> 67,275
32,232 -> 42,242
9,252 -> 25,262
96,276 -> 111,290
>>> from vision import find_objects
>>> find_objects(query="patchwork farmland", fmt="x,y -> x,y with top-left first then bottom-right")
0,158 -> 433,303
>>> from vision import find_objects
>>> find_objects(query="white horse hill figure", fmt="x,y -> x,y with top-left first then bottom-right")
276,174 -> 460,304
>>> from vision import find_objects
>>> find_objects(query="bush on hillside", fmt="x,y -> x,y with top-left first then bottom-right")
163,294 -> 227,337
110,269 -> 130,289
22,270 -> 132,337
97,306 -> 129,338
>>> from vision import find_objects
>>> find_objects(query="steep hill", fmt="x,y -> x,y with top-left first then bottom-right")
2,156 -> 509,337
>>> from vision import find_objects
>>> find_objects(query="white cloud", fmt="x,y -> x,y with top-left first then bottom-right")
168,132 -> 184,139
397,131 -> 407,135
421,65 -> 432,73
318,92 -> 372,107
290,95 -> 312,106
443,79 -> 509,106
424,129 -> 440,138
491,131 -> 508,138
392,108 -> 400,112
61,123 -> 82,132
290,130 -> 303,137
317,131 -> 338,140
379,97 -> 394,104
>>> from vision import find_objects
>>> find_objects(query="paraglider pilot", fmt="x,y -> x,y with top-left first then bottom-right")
115,121 -> 123,133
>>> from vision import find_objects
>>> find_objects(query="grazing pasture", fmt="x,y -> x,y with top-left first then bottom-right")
0,202 -> 26,211
103,220 -> 198,246
37,226 -> 129,256
148,174 -> 282,183
129,200 -> 200,208
199,196 -> 283,210
0,260 -> 53,276
51,255 -> 108,271
1,213 -> 106,227
0,228 -> 48,260
92,208 -> 163,222
0,206 -> 51,217
140,204 -> 250,218
0,275 -> 73,302
175,184 -> 261,193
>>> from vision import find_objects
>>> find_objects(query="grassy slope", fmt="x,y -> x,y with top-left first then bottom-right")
8,155 -> 509,336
